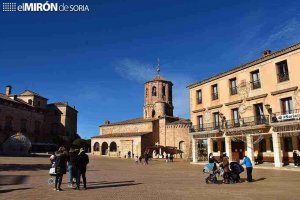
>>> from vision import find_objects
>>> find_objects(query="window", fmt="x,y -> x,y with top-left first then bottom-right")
20,119 -> 27,132
284,137 -> 293,152
221,141 -> 225,153
5,116 -> 13,131
196,90 -> 202,104
229,78 -> 238,95
162,86 -> 166,96
152,86 -> 157,96
28,99 -> 33,105
232,108 -> 239,127
251,70 -> 261,89
213,141 -> 218,152
152,110 -> 156,118
281,97 -> 293,114
276,60 -> 289,82
145,88 -> 148,97
254,103 -> 265,124
34,121 -> 41,134
269,137 -> 273,152
211,84 -> 218,100
213,112 -> 220,129
198,115 -> 203,130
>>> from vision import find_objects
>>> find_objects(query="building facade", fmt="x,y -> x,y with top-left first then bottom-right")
0,86 -> 78,150
91,70 -> 191,159
188,43 -> 300,167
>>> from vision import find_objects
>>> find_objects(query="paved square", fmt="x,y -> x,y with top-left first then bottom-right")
0,156 -> 300,200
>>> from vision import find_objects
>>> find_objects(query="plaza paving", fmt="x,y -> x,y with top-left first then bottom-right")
0,155 -> 300,200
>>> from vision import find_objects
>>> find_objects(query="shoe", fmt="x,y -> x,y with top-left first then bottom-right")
53,188 -> 57,191
68,184 -> 73,188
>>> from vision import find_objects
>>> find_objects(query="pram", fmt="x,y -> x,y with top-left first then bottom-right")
203,163 -> 223,184
48,163 -> 57,185
228,162 -> 244,183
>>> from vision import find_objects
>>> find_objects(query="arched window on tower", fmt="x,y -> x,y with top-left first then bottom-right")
152,86 -> 157,96
162,86 -> 166,97
152,110 -> 156,118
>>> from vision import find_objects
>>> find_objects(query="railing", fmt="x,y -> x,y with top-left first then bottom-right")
271,109 -> 300,123
212,92 -> 218,100
190,115 -> 269,132
226,115 -> 269,128
277,73 -> 289,82
190,122 -> 220,132
197,98 -> 202,104
230,86 -> 238,95
251,80 -> 261,89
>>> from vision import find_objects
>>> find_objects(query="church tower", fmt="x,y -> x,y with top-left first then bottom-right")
143,61 -> 173,119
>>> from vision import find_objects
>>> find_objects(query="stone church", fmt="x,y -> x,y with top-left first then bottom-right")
91,68 -> 191,159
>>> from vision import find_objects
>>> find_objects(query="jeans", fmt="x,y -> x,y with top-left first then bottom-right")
246,167 -> 253,182
68,164 -> 78,184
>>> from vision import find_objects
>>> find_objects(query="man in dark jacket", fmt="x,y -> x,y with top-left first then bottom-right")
54,147 -> 67,191
293,151 -> 299,167
76,148 -> 89,190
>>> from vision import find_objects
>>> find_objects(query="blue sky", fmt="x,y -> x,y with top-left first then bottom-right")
1,0 -> 300,139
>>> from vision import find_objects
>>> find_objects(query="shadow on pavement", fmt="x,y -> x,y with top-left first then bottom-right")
0,175 -> 28,186
0,187 -> 31,194
0,164 -> 50,171
253,177 -> 266,182
86,181 -> 142,190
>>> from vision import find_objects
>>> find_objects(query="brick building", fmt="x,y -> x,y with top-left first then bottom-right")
91,67 -> 191,159
0,85 -> 78,151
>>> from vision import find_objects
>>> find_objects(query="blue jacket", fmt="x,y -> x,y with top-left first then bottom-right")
240,156 -> 253,168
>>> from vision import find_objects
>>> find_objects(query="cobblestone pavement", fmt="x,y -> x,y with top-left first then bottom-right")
0,156 -> 299,200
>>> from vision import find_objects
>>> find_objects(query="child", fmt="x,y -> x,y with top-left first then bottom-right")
135,156 -> 139,164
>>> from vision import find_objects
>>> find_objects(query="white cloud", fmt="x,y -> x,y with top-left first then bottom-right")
114,58 -> 194,118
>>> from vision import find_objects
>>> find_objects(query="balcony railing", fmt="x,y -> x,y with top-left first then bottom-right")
271,109 -> 300,123
277,73 -> 289,82
190,115 -> 269,133
190,122 -> 220,132
197,98 -> 202,104
251,80 -> 261,89
212,92 -> 218,100
230,86 -> 238,95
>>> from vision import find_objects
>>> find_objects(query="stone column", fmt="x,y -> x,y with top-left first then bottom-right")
225,137 -> 232,162
292,136 -> 298,151
207,138 -> 213,159
246,135 -> 254,164
192,138 -> 197,163
272,132 -> 283,167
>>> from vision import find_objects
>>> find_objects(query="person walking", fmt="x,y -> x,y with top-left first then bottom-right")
68,147 -> 79,187
54,147 -> 67,191
293,151 -> 299,167
208,153 -> 219,171
144,150 -> 149,165
222,153 -> 230,184
240,155 -> 253,182
76,148 -> 89,190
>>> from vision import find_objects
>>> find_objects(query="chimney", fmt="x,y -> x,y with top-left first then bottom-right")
5,85 -> 12,96
105,120 -> 110,125
263,50 -> 271,57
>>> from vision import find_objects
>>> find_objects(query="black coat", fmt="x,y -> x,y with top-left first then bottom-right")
69,150 -> 79,166
77,152 -> 89,173
55,152 -> 67,174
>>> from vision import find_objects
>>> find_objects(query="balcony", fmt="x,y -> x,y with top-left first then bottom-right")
271,109 -> 300,123
190,122 -> 220,133
190,115 -> 269,133
212,92 -> 218,100
230,86 -> 238,95
251,80 -> 261,90
277,73 -> 289,82
197,98 -> 202,104
226,115 -> 269,129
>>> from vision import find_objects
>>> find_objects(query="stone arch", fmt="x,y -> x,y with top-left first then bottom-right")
93,142 -> 100,151
101,142 -> 109,155
179,141 -> 186,158
110,141 -> 117,152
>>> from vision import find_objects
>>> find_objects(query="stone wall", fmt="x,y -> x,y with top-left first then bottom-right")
100,122 -> 153,135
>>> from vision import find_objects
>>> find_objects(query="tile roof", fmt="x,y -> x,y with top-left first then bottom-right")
167,118 -> 191,125
100,117 -> 157,127
145,75 -> 172,84
91,132 -> 151,138
187,42 -> 300,89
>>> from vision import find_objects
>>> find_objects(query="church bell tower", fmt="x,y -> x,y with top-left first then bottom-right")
143,60 -> 173,119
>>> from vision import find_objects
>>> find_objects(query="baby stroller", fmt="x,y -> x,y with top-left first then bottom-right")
48,163 -> 57,185
203,163 -> 222,184
228,162 -> 244,183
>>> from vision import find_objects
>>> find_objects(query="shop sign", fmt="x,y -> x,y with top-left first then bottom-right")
277,112 -> 300,121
